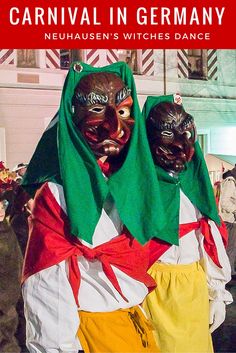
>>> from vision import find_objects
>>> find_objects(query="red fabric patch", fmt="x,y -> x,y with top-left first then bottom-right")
22,183 -> 156,306
146,219 -> 222,268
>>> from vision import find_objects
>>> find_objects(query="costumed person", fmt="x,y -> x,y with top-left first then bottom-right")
0,195 -> 23,353
219,165 -> 236,278
142,95 -> 233,353
21,62 -> 172,353
0,163 -> 27,352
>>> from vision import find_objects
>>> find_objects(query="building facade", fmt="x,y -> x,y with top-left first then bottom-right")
0,49 -> 236,175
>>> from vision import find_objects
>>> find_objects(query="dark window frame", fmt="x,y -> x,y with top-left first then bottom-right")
60,49 -> 84,70
188,49 -> 207,80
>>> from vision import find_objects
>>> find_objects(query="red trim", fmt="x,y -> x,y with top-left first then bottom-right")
97,160 -> 110,176
146,218 -> 222,268
22,183 -> 156,306
199,218 -> 222,268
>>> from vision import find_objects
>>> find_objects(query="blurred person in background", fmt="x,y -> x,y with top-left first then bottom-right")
12,163 -> 28,183
219,165 -> 236,278
10,163 -> 31,352
0,195 -> 23,353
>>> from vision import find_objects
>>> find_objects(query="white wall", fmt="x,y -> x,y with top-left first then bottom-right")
209,127 -> 236,155
0,87 -> 61,168
205,154 -> 234,184
205,154 -> 233,172
0,127 -> 6,163
0,49 -> 236,169
217,50 -> 236,85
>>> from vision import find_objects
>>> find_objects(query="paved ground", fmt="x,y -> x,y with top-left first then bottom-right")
212,277 -> 236,353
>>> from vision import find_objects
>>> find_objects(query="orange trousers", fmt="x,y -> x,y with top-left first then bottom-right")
78,306 -> 160,353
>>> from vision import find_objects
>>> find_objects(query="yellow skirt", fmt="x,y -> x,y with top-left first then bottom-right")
78,305 -> 160,353
142,262 -> 213,353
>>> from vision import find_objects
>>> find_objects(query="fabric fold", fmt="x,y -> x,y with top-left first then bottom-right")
142,95 -> 221,245
22,183 -> 157,306
22,62 -> 168,245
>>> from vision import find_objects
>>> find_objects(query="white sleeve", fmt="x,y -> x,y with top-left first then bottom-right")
220,179 -> 236,213
198,220 -> 233,304
22,261 -> 81,353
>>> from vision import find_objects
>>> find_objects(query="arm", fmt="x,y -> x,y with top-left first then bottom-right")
22,261 -> 81,353
220,179 -> 236,214
198,220 -> 233,332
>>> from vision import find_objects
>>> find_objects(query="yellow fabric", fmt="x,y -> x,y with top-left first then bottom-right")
143,262 -> 213,353
77,305 -> 160,353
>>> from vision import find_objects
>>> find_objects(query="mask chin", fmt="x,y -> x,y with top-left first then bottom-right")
81,118 -> 133,159
154,154 -> 186,173
103,143 -> 123,156
90,141 -> 124,158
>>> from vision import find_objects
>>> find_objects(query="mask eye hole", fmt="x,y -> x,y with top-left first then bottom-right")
118,107 -> 131,119
89,106 -> 105,114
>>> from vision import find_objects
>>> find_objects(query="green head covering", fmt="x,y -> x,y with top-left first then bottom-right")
143,95 -> 221,245
22,62 -> 169,245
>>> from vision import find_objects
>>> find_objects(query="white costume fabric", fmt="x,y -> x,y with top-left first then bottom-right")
219,177 -> 236,223
158,190 -> 233,332
23,185 -> 233,352
219,176 -> 236,275
23,182 -> 148,353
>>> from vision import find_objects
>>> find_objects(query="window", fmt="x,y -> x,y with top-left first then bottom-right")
17,50 -> 38,68
188,50 -> 207,80
117,50 -> 140,74
197,130 -> 210,155
60,50 -> 84,69
197,134 -> 205,152
60,50 -> 70,69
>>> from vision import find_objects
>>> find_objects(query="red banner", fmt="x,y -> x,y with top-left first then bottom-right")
0,0 -> 235,48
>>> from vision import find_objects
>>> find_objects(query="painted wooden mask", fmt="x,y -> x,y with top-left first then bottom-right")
146,102 -> 196,172
73,72 -> 134,158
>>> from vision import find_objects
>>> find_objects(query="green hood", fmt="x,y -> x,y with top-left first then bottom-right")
142,95 -> 221,245
22,62 -> 169,245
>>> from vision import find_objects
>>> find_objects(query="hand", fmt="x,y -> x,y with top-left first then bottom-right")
209,301 -> 226,333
